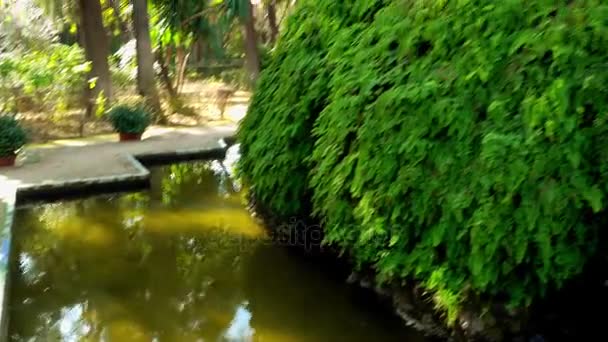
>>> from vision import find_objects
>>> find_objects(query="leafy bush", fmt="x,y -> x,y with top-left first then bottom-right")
0,115 -> 27,156
238,0 -> 390,219
0,44 -> 89,113
239,0 -> 608,321
237,1 -> 333,218
107,104 -> 151,134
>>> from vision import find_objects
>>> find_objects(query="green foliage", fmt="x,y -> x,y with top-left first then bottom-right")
237,0 -> 357,218
1,0 -> 59,51
151,0 -> 224,55
0,43 -> 89,113
106,104 -> 151,134
0,115 -> 27,156
152,0 -> 210,37
213,46 -> 271,89
239,0 -> 608,318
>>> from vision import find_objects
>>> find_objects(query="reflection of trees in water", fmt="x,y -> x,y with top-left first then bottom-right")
10,162 -> 418,342
10,161 -> 417,342
154,161 -> 241,209
240,245 -> 423,342
11,173 -> 264,341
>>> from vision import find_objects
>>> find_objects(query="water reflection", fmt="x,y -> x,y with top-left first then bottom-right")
10,161 -> 427,342
224,303 -> 254,342
57,304 -> 91,342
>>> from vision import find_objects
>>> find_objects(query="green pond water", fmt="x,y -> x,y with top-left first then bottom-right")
9,161 -> 428,342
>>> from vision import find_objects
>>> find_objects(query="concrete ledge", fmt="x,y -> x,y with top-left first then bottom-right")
136,146 -> 226,166
16,153 -> 149,204
13,146 -> 226,204
0,141 -> 230,340
0,180 -> 17,341
221,135 -> 238,147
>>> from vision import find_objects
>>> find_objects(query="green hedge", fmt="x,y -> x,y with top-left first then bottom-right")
239,0 -> 608,322
239,2 -> 346,218
0,115 -> 27,156
238,1 -> 391,218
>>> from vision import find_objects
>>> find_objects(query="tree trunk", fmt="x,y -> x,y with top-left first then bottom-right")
156,43 -> 177,99
76,24 -> 91,130
176,49 -> 191,94
78,0 -> 112,117
108,0 -> 133,43
267,0 -> 279,44
132,0 -> 162,117
175,46 -> 186,92
190,38 -> 205,67
242,0 -> 261,83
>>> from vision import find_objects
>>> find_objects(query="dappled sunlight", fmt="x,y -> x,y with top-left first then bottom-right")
224,104 -> 248,123
56,304 -> 92,342
32,211 -> 121,248
105,319 -> 151,342
53,218 -> 119,247
142,208 -> 266,239
34,136 -> 116,148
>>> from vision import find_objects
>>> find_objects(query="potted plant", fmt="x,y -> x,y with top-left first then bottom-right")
107,104 -> 151,142
0,115 -> 27,167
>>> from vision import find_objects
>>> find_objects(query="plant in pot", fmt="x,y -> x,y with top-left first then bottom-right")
0,115 -> 27,167
107,104 -> 151,142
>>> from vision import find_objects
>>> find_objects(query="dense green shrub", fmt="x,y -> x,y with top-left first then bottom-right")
238,0 -> 391,219
239,0 -> 608,322
107,104 -> 151,134
238,1 -> 338,218
0,115 -> 27,156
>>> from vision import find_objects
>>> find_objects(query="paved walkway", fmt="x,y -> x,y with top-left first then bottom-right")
0,125 -> 236,191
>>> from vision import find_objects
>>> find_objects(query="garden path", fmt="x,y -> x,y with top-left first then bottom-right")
0,124 -> 236,193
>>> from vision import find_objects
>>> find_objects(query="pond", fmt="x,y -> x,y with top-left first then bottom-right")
9,159 -> 429,342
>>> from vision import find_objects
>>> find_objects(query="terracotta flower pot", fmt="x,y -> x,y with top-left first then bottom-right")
0,153 -> 16,167
119,132 -> 143,142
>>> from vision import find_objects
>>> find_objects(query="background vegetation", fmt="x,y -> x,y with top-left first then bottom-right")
1,0 -> 296,139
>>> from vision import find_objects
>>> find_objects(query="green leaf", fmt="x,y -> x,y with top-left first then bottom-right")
583,186 -> 603,213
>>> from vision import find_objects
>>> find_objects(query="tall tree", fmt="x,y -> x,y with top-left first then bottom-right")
108,0 -> 134,43
241,0 -> 260,82
78,0 -> 112,115
265,0 -> 279,44
151,0 -> 211,97
132,0 -> 162,117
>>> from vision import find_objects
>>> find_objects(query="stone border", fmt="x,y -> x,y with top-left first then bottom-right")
0,139 -> 234,340
16,153 -> 150,204
135,145 -> 227,166
0,180 -> 17,341
15,146 -> 227,204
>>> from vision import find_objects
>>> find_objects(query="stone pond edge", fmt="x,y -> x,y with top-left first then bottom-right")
0,136 -> 234,341
0,180 -> 16,342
